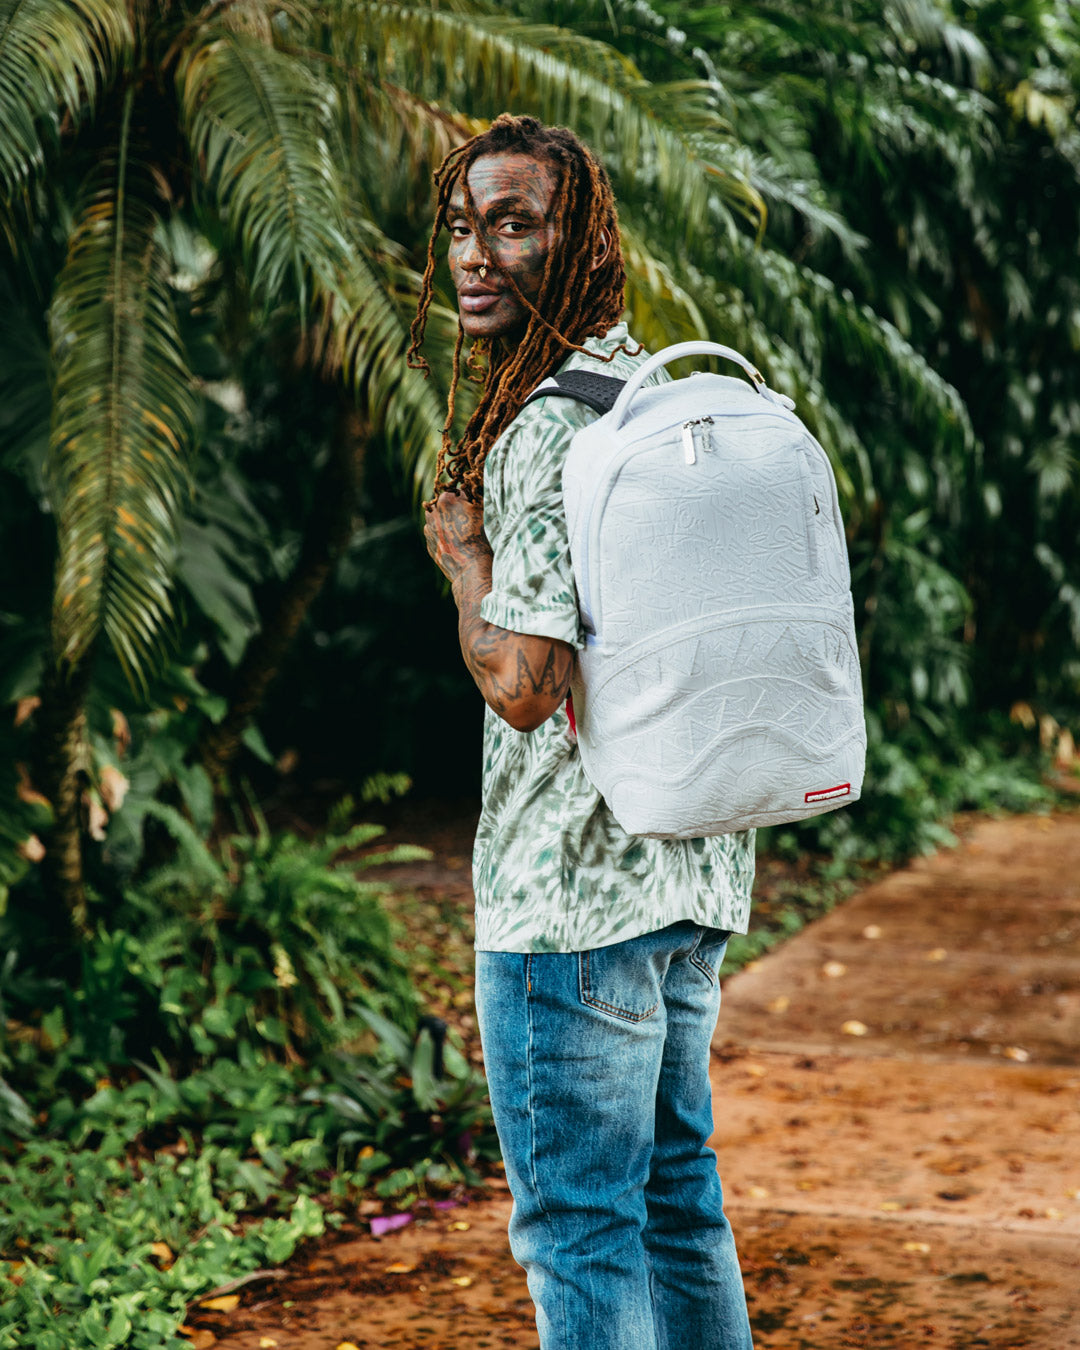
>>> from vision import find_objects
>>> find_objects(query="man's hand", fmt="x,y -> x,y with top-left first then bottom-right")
424,491 -> 574,733
424,491 -> 489,584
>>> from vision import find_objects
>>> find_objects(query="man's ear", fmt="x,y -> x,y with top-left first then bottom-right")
590,226 -> 612,273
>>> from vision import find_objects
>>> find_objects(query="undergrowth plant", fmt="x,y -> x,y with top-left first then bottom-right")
0,807 -> 496,1349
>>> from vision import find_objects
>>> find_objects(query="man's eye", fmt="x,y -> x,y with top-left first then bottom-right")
502,220 -> 529,234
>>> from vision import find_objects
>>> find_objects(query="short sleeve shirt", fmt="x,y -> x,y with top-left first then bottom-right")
472,323 -> 755,953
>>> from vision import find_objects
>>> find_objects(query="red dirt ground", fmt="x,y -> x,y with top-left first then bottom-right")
196,812 -> 1080,1349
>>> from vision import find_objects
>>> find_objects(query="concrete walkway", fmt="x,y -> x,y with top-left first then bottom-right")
714,811 -> 1080,1348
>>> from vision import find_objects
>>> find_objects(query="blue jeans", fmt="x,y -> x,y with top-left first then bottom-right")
475,921 -> 753,1350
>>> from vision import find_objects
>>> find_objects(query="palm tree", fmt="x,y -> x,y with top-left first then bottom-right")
1,0 -> 448,927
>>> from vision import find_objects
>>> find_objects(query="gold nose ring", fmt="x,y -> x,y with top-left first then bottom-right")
478,265 -> 488,279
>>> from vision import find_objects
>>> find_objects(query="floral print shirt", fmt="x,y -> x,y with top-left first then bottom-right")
472,323 -> 755,953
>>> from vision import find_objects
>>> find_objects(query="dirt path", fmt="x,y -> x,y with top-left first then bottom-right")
201,813 -> 1080,1349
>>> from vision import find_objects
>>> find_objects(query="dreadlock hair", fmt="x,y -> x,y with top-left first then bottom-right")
407,114 -> 633,502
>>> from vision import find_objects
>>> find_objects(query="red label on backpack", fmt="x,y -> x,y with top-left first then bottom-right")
805,783 -> 851,804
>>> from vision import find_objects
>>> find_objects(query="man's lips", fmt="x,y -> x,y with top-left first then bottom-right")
458,286 -> 503,313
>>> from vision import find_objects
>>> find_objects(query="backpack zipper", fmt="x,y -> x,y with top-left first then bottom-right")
680,415 -> 714,465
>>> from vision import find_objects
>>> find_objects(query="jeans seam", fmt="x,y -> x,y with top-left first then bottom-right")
688,950 -> 716,982
523,956 -> 564,1335
579,950 -> 660,1023
689,928 -> 731,982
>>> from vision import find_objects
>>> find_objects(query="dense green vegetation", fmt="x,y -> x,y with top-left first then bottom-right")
0,0 -> 1077,1344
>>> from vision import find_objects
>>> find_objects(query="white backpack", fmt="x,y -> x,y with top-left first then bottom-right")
527,340 -> 866,839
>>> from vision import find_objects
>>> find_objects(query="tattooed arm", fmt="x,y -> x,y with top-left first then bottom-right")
424,492 -> 574,733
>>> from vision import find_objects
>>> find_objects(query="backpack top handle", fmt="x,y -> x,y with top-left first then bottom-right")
608,341 -> 794,429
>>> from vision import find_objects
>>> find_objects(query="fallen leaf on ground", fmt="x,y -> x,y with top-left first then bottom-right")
744,1063 -> 767,1077
879,1201 -> 903,1211
384,1262 -> 416,1273
925,948 -> 948,961
1045,1208 -> 1064,1219
178,1330 -> 216,1349
841,1020 -> 869,1036
336,1343 -> 362,1350
199,1295 -> 240,1312
1003,1046 -> 1030,1062
767,995 -> 790,1014
747,1185 -> 770,1199
149,1242 -> 173,1265
903,1242 -> 931,1254
259,1340 -> 278,1348
449,1221 -> 471,1231
862,925 -> 882,939
450,1275 -> 474,1287
822,961 -> 847,978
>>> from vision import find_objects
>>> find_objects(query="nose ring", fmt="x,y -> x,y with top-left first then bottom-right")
478,265 -> 487,280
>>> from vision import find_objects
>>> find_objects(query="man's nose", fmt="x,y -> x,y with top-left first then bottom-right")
459,231 -> 490,271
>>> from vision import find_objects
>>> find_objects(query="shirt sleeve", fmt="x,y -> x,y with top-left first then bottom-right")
480,412 -> 585,649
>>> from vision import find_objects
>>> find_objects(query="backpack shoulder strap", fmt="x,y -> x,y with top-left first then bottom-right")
520,369 -> 626,416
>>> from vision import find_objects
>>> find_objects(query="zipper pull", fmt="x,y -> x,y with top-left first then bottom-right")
682,420 -> 697,465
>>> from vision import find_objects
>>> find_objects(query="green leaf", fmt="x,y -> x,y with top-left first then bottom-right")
0,1075 -> 34,1138
175,518 -> 261,664
0,0 -> 134,197
46,91 -> 198,684
178,24 -> 352,311
410,1026 -> 438,1111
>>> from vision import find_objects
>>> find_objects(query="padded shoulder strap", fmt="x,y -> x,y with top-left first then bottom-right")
520,369 -> 626,416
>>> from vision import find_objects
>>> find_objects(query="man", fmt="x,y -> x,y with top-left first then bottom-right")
410,114 -> 756,1349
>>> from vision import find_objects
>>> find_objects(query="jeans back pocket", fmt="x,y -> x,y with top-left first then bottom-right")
578,940 -> 662,1023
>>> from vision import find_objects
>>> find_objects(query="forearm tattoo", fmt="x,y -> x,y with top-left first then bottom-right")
452,562 -> 573,721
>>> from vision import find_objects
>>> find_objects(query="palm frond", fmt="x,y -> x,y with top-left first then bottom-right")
619,219 -> 709,351
883,0 -> 991,82
47,93 -> 197,684
319,219 -> 453,495
727,143 -> 867,259
335,2 -> 766,238
178,22 -> 352,312
0,0 -> 133,197
658,216 -> 977,477
660,259 -> 875,513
